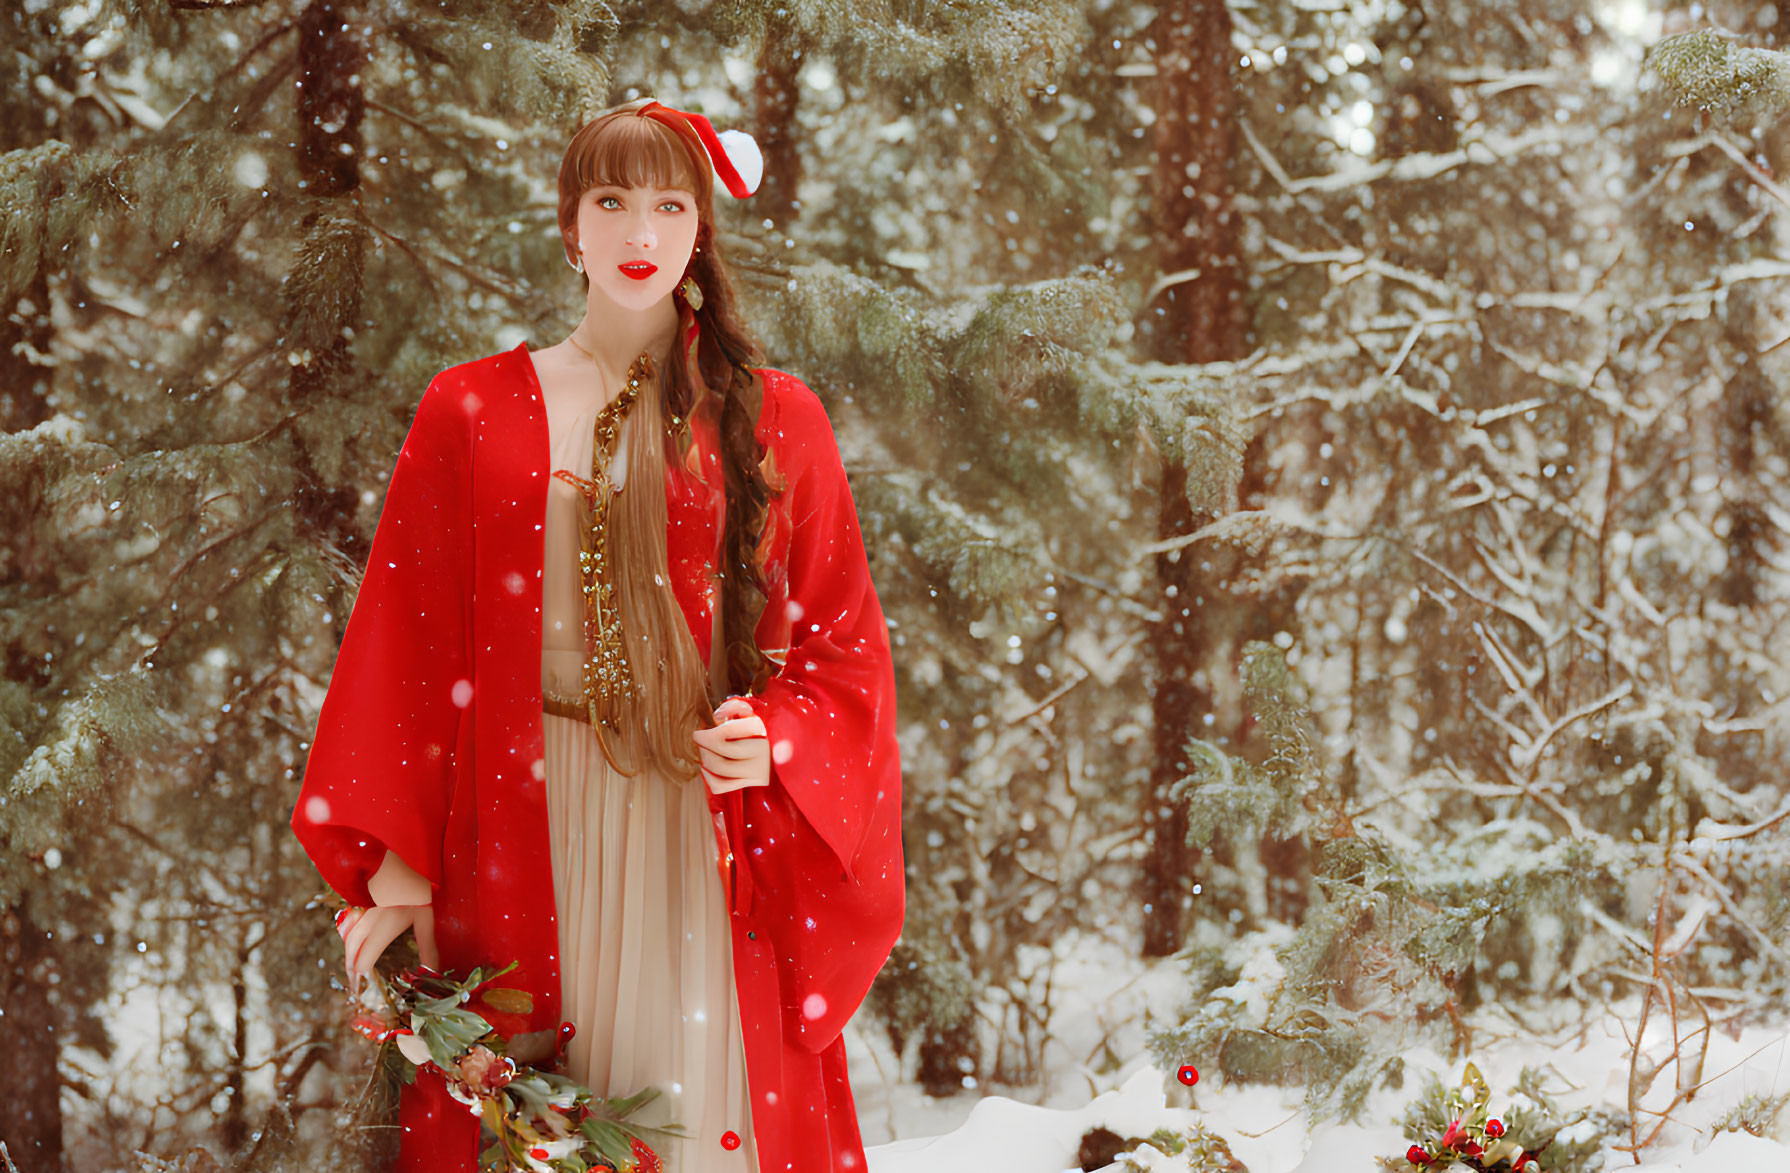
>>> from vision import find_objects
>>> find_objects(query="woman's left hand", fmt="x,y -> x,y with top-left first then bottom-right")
694,696 -> 771,795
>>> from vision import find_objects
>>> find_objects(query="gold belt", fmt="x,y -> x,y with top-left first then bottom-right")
543,687 -> 595,725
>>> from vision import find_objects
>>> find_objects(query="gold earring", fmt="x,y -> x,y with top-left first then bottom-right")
679,275 -> 704,310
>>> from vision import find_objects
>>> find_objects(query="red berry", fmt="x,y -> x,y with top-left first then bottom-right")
1176,1064 -> 1199,1086
629,1136 -> 662,1173
721,1130 -> 741,1151
529,1149 -> 548,1160
1407,1145 -> 1432,1165
1486,1118 -> 1505,1138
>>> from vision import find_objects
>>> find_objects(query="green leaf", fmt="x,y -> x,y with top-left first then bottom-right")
416,1006 -> 494,1069
625,1121 -> 693,1145
581,1118 -> 636,1164
506,1073 -> 559,1121
479,987 -> 535,1015
1461,1062 -> 1490,1109
595,1084 -> 662,1120
472,959 -> 523,988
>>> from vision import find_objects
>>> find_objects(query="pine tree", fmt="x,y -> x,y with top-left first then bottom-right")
1143,0 -> 1790,1139
723,0 -> 1255,1085
1135,0 -> 1256,960
0,0 -> 621,1165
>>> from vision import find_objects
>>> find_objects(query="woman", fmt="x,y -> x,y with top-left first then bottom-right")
290,98 -> 905,1173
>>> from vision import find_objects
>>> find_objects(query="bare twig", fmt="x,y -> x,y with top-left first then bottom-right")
1706,134 -> 1790,213
1694,799 -> 1790,841
1675,853 -> 1790,970
1004,669 -> 1089,727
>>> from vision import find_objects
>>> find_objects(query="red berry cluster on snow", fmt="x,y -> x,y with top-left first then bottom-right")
1390,1064 -> 1548,1173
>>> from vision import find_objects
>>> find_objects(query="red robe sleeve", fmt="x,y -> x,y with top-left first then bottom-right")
290,375 -> 472,909
738,377 -> 906,1053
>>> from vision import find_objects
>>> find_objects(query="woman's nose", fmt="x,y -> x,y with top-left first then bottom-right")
626,218 -> 657,248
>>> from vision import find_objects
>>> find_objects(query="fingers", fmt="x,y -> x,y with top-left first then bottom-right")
337,908 -> 367,995
696,703 -> 770,797
698,743 -> 753,781
343,912 -> 377,996
692,717 -> 767,757
412,905 -> 440,972
698,770 -> 748,798
349,913 -> 398,997
718,714 -> 767,740
343,906 -> 376,968
703,767 -> 758,796
342,906 -> 413,999
713,696 -> 755,722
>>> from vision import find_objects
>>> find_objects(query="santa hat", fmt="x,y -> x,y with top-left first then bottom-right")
636,100 -> 762,200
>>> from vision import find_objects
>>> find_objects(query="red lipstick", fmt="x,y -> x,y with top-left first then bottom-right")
618,261 -> 657,280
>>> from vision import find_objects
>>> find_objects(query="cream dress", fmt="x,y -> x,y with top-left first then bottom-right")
538,385 -> 760,1173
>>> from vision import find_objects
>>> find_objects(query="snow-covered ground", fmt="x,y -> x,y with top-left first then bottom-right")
850,929 -> 1790,1173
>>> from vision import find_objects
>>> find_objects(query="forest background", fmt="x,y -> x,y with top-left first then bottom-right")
3,0 -> 1789,1170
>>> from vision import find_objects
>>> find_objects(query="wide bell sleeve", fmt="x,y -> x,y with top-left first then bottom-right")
290,374 -> 473,910
738,377 -> 906,1053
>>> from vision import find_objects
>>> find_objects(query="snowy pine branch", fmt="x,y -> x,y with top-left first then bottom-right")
1647,30 -> 1790,118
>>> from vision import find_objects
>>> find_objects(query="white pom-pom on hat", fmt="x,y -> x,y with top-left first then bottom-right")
632,100 -> 763,200
716,129 -> 763,198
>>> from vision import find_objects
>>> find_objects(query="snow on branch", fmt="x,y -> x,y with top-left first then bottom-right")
1647,29 -> 1790,117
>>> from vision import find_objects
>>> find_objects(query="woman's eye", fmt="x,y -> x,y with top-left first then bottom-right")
595,195 -> 681,210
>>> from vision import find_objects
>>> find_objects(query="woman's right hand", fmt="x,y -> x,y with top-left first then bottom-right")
338,849 -> 439,999
337,903 -> 439,1000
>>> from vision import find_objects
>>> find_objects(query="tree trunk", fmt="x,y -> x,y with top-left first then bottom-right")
287,0 -> 370,555
1139,0 -> 1251,958
295,0 -> 365,204
0,902 -> 63,1168
219,942 -> 252,1151
753,15 -> 804,228
288,0 -> 367,392
0,270 -> 53,434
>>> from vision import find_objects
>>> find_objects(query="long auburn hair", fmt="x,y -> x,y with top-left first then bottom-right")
554,99 -> 783,779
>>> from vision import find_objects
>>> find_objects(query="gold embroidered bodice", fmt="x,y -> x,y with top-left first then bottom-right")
542,353 -> 650,728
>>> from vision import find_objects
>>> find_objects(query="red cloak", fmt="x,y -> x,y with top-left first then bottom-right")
290,341 -> 905,1173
